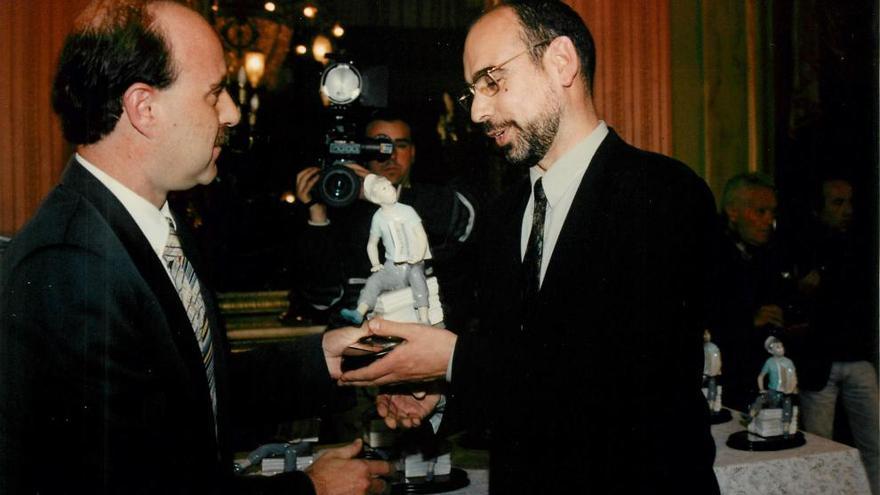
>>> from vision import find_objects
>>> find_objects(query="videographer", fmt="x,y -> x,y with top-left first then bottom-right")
291,110 -> 479,333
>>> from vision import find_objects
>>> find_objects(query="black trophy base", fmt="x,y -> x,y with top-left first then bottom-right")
726,430 -> 806,451
709,408 -> 732,424
391,467 -> 470,494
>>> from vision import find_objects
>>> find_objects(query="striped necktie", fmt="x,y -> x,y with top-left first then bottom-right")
163,218 -> 217,423
522,178 -> 547,304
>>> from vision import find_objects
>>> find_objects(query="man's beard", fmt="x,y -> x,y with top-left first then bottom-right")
488,96 -> 561,169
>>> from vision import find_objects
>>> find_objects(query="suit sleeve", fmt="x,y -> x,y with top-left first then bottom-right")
0,245 -> 176,493
226,333 -> 349,426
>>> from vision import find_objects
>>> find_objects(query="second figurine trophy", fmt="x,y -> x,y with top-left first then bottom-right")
727,336 -> 806,451
703,330 -> 731,424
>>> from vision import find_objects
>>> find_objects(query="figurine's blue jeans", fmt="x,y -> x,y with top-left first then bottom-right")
703,375 -> 718,407
765,391 -> 793,427
358,259 -> 428,310
800,361 -> 879,494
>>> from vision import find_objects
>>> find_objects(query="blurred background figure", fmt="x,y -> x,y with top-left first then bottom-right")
710,173 -> 801,411
794,177 -> 878,494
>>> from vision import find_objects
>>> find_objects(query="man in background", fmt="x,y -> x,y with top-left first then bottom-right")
293,111 -> 478,332
710,173 -> 799,411
0,1 -> 387,493
796,177 -> 878,494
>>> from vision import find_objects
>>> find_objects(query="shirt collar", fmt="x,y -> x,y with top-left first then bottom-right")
75,153 -> 173,258
529,121 -> 609,208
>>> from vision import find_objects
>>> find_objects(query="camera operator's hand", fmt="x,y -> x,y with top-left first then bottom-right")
345,162 -> 372,179
296,167 -> 328,224
344,163 -> 372,200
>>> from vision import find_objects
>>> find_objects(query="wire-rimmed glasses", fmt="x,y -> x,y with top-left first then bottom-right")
457,40 -> 552,112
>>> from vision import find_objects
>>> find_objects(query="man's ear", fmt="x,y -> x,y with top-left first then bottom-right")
546,35 -> 579,88
121,82 -> 158,138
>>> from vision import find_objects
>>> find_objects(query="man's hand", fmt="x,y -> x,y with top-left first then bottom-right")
296,167 -> 328,224
306,439 -> 391,495
370,264 -> 383,273
377,391 -> 441,430
323,325 -> 370,379
338,318 -> 456,386
753,304 -> 784,328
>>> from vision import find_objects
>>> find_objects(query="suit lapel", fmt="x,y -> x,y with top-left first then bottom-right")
539,130 -> 622,295
61,159 -> 218,434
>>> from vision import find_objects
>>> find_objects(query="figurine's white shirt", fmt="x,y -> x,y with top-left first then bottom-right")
523,121 -> 609,286
371,202 -> 432,262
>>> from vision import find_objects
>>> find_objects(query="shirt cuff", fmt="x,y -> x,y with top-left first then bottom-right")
307,218 -> 330,227
445,345 -> 455,383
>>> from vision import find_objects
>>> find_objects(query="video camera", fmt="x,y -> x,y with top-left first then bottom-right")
316,61 -> 390,208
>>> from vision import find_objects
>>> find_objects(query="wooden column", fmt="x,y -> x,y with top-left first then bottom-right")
569,0 -> 673,156
0,0 -> 89,236
670,0 -> 773,203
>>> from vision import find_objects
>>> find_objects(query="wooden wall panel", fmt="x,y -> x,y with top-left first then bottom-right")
569,0 -> 673,155
670,0 -> 772,203
0,0 -> 88,237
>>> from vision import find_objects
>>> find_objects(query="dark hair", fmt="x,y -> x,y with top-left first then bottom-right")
501,0 -> 596,93
365,109 -> 413,137
51,1 -> 177,145
366,109 -> 411,126
814,176 -> 854,213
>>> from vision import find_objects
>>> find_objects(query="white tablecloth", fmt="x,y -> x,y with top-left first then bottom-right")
713,411 -> 871,494
444,411 -> 871,494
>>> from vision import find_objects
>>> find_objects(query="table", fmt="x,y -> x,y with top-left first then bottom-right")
442,412 -> 871,494
713,411 -> 871,494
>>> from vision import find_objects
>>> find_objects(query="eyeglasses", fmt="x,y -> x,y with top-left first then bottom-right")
457,40 -> 552,112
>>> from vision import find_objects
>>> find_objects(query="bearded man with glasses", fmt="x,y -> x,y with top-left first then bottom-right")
339,1 -> 720,492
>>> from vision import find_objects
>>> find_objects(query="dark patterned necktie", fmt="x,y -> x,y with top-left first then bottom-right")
522,178 -> 547,304
163,218 -> 217,424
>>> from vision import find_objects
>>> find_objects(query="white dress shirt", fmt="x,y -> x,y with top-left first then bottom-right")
521,121 -> 608,286
76,153 -> 175,278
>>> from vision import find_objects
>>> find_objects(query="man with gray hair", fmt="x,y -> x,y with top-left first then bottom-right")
710,172 -> 800,411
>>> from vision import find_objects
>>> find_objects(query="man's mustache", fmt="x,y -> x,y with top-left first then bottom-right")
482,120 -> 518,135
215,128 -> 230,147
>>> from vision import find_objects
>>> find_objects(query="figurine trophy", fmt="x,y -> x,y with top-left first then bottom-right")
702,330 -> 731,423
341,174 -> 468,493
727,336 -> 806,451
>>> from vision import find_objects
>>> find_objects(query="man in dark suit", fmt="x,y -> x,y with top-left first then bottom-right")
339,1 -> 719,492
0,1 -> 388,494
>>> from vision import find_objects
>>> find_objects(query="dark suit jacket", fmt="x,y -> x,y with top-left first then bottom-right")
0,159 -> 336,494
447,130 -> 720,493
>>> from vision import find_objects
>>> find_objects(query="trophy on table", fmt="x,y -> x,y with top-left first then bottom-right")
727,336 -> 806,451
702,329 -> 731,424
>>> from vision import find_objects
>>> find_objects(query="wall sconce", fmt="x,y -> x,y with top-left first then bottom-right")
311,34 -> 332,63
244,51 -> 266,88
